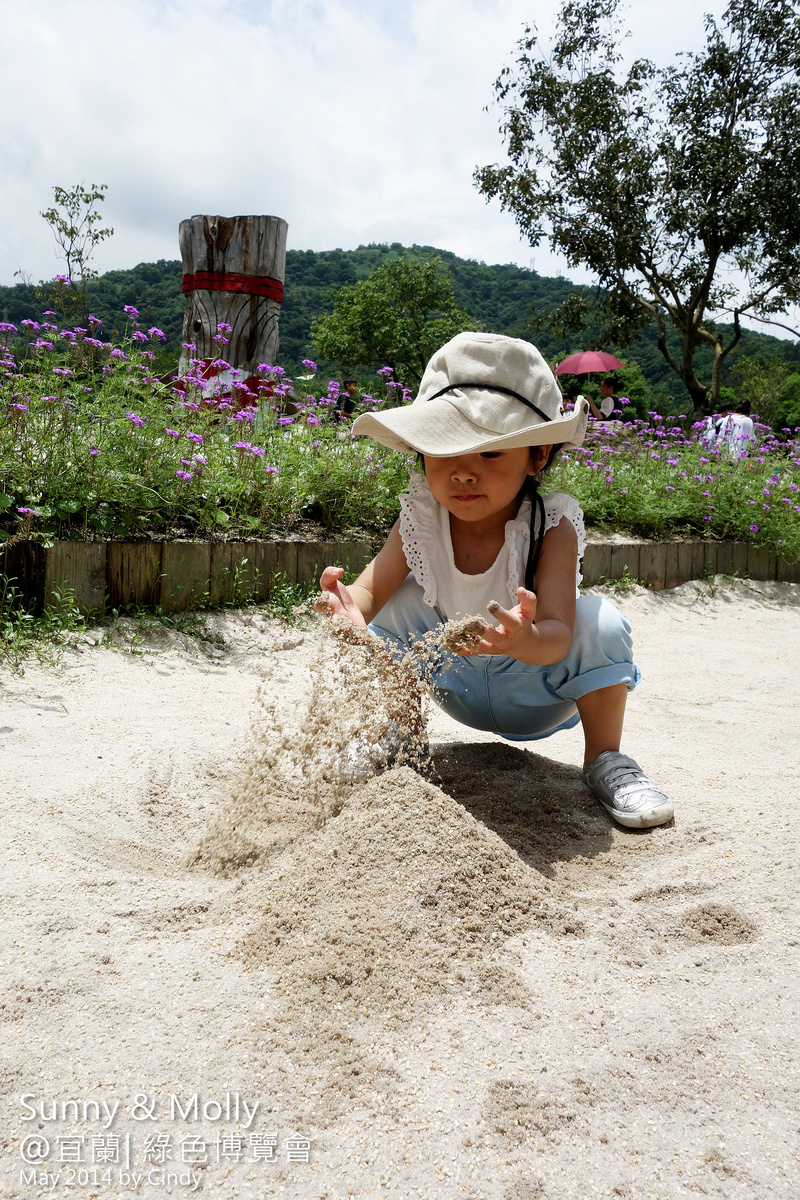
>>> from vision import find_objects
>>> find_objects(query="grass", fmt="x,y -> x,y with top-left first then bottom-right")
0,575 -> 86,673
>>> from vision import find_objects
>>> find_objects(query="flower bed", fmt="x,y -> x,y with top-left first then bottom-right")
1,311 -> 799,562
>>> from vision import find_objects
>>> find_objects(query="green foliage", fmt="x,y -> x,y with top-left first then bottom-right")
311,252 -> 481,386
773,373 -> 800,431
266,573 -> 318,623
717,385 -> 740,409
0,575 -> 85,674
476,0 -> 800,412
38,184 -> 114,324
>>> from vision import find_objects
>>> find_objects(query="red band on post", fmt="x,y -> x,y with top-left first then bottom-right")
181,271 -> 284,303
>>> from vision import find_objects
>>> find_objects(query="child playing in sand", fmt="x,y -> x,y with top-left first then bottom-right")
316,332 -> 672,829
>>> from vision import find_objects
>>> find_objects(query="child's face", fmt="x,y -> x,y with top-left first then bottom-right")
423,446 -> 549,525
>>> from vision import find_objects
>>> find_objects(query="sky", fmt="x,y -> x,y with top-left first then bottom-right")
1,0 -> 729,289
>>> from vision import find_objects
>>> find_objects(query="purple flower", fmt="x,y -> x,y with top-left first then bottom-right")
165,427 -> 181,437
210,359 -> 231,372
123,305 -> 140,318
21,319 -> 40,332
234,440 -> 251,450
216,322 -> 232,333
52,367 -> 72,376
9,402 -> 28,412
54,274 -> 70,284
89,447 -> 100,456
147,327 -> 166,340
176,470 -> 192,481
186,431 -> 203,444
17,507 -> 39,515
110,349 -> 128,361
277,417 -> 294,427
250,445 -> 265,457
88,314 -> 103,327
132,331 -> 148,343
749,524 -> 759,532
302,359 -> 317,372
126,412 -> 145,427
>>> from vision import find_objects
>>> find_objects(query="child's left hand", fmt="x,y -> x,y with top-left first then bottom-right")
456,588 -> 538,656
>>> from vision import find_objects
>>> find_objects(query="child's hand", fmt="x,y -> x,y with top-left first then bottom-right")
457,588 -> 538,655
315,566 -> 367,627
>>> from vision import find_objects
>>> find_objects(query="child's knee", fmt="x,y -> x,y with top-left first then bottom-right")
572,595 -> 633,663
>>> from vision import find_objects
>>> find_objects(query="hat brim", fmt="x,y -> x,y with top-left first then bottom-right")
352,396 -> 589,456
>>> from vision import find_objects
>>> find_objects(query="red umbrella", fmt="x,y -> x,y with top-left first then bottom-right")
554,350 -> 625,375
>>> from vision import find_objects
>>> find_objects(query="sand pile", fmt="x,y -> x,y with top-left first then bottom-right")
239,767 -> 552,1017
230,765 -> 569,1127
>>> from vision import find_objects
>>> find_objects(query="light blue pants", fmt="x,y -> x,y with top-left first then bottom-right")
369,574 -> 640,742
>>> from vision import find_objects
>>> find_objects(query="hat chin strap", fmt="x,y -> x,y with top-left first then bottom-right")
424,381 -> 552,425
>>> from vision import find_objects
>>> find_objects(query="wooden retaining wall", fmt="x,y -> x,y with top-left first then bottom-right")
1,537 -> 798,616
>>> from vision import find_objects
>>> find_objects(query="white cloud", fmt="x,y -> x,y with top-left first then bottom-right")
0,0 -> 733,289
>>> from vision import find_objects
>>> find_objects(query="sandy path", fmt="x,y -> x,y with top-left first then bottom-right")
0,578 -> 798,1200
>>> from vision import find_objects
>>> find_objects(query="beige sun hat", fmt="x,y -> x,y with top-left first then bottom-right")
352,331 -> 589,456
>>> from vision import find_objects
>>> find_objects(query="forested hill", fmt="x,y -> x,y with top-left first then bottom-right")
2,244 -> 798,403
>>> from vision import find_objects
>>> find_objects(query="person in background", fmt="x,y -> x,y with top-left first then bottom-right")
725,402 -> 756,459
333,378 -> 359,423
587,377 -> 617,420
701,400 -> 735,448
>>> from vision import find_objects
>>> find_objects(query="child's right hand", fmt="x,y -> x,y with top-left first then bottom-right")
315,566 -> 367,627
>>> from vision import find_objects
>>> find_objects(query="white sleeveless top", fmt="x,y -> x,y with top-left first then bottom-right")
398,474 -> 586,620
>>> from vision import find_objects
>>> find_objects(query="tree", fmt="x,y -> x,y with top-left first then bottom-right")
311,252 -> 480,387
475,0 -> 800,413
40,184 -> 114,321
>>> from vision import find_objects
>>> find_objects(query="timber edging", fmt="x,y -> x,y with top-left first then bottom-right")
1,538 -> 798,617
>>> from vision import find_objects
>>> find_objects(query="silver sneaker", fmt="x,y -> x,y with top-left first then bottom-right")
582,751 -> 673,828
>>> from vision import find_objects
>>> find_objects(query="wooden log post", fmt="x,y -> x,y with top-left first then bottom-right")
178,214 -> 288,405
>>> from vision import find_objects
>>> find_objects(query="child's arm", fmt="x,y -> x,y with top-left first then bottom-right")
458,517 -> 578,666
315,520 -> 410,626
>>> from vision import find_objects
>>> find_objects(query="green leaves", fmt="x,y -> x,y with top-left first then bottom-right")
311,252 -> 481,387
477,0 -> 800,412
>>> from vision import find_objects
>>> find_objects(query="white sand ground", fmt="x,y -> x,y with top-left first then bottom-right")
0,577 -> 799,1200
